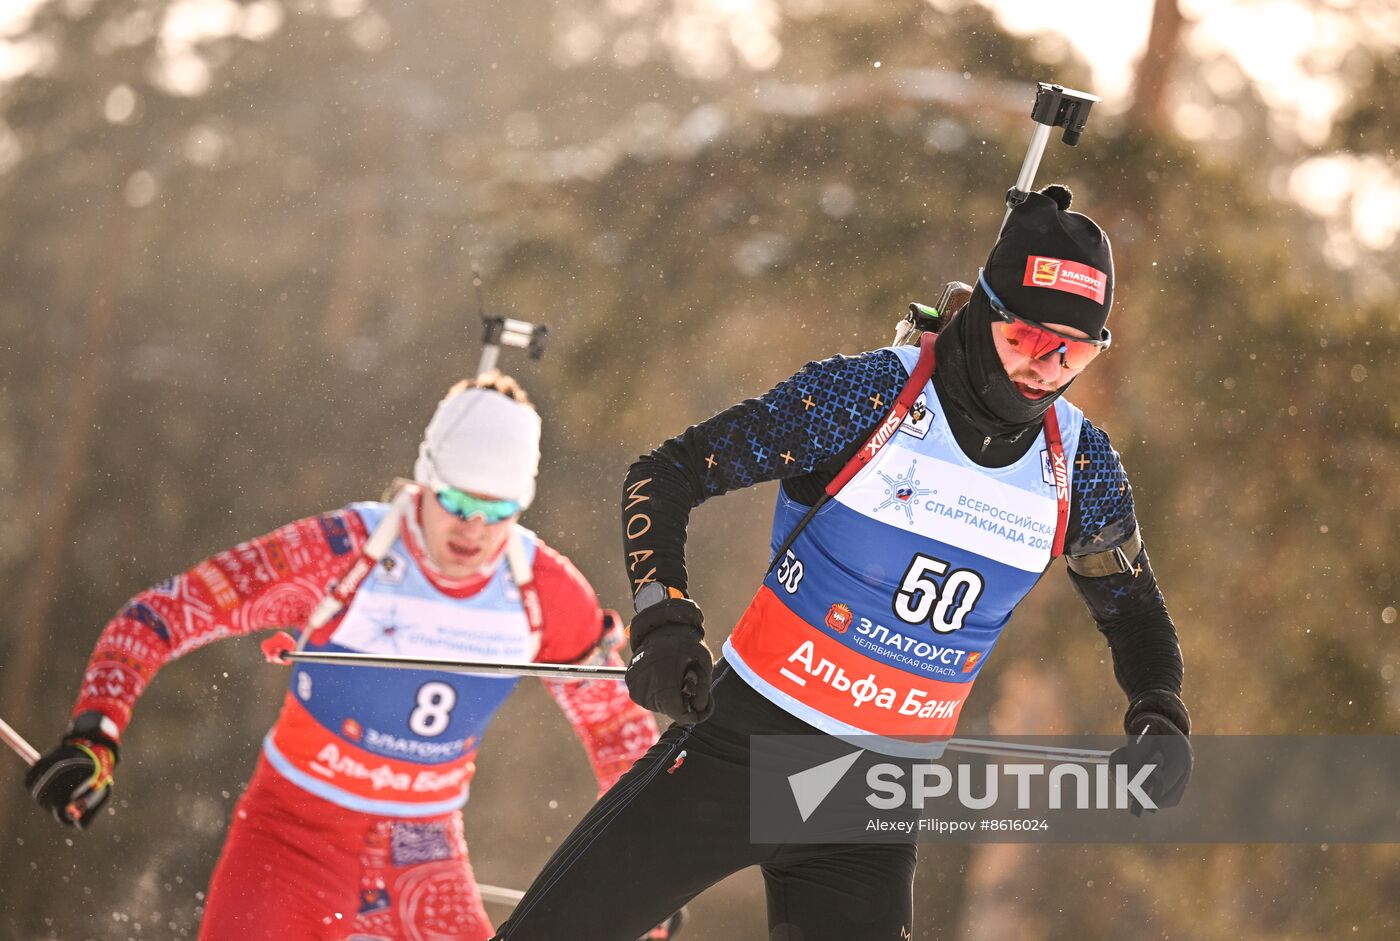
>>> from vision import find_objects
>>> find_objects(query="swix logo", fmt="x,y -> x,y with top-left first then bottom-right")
962,651 -> 982,674
1051,450 -> 1070,501
336,558 -> 374,603
522,590 -> 544,630
1030,256 -> 1062,286
825,603 -> 854,634
864,409 -> 904,458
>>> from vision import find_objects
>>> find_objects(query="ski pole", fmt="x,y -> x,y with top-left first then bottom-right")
266,644 -> 1117,762
0,715 -> 41,766
1001,81 -> 1100,231
478,883 -> 526,907
944,736 -> 1112,765
267,644 -> 627,683
1,716 -> 94,824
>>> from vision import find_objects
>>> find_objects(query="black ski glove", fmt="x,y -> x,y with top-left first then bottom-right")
626,598 -> 714,726
1110,689 -> 1192,816
26,712 -> 120,830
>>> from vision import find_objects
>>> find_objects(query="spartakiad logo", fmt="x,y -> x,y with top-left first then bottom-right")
874,461 -> 934,526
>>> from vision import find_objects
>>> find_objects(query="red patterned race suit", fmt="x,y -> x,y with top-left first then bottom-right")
72,494 -> 658,940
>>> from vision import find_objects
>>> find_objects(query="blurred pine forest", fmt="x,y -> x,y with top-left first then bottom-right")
1,1 -> 1396,938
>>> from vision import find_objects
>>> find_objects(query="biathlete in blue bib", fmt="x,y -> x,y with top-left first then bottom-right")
494,185 -> 1193,941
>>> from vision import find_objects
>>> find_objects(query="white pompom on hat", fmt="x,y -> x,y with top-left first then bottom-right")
413,386 -> 541,510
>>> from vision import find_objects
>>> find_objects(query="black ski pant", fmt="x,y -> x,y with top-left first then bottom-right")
492,662 -> 917,941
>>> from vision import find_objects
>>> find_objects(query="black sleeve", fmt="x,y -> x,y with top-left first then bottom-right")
621,349 -> 909,600
1064,419 -> 1184,700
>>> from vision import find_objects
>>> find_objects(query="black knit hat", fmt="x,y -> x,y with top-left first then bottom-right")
982,184 -> 1114,338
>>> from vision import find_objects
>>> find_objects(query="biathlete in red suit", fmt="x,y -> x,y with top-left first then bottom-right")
27,374 -> 667,941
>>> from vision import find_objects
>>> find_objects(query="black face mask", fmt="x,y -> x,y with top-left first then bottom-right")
934,289 -> 1069,442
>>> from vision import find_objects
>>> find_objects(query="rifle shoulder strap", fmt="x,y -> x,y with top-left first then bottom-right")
298,485 -> 415,650
766,332 -> 938,573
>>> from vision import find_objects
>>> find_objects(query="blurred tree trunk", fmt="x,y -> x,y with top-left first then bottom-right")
0,200 -> 131,845
321,178 -> 383,347
1128,0 -> 1187,134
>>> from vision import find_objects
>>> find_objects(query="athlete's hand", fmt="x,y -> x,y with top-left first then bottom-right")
637,907 -> 687,939
1110,690 -> 1192,816
25,714 -> 120,830
626,598 -> 714,726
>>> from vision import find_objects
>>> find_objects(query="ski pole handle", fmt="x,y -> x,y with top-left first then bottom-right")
2,716 -> 92,824
0,715 -> 41,766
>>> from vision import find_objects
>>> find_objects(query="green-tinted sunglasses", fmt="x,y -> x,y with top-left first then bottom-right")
434,487 -> 521,524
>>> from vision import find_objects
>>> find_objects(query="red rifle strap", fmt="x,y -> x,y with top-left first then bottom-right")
824,330 -> 939,496
1042,403 -> 1071,559
504,530 -> 546,636
766,333 -> 939,575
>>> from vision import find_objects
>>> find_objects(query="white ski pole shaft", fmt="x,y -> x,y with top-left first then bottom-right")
478,883 -> 526,907
0,715 -> 41,766
280,649 -> 627,682
279,651 -> 1118,762
279,650 -> 1117,762
944,736 -> 1112,765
